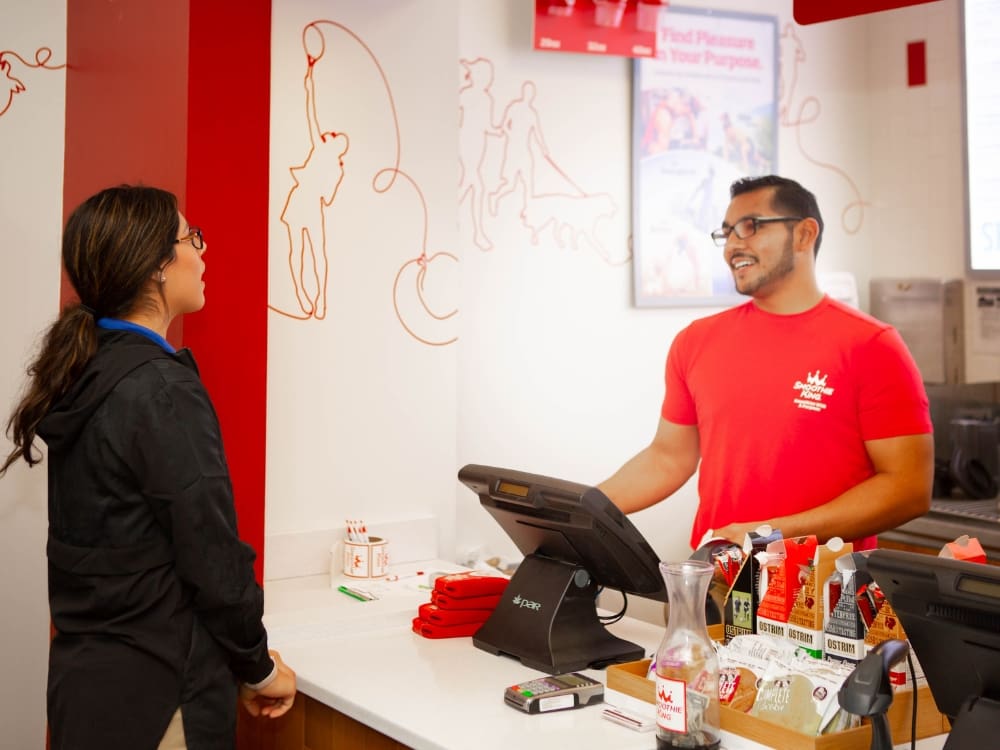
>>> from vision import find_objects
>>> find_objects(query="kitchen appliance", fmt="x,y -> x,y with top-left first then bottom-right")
944,417 -> 1000,500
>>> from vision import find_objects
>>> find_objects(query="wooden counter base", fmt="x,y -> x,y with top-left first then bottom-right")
238,693 -> 411,750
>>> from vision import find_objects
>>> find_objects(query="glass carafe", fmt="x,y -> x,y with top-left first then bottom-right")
654,560 -> 721,750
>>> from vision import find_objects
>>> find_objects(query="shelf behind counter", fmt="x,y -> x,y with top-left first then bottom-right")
879,497 -> 1000,563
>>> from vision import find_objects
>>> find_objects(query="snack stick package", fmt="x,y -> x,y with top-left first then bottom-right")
691,539 -> 745,626
862,597 -> 926,689
823,552 -> 870,665
725,526 -> 783,643
757,536 -> 818,641
787,538 -> 852,659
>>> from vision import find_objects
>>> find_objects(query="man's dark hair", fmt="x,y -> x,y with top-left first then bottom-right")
730,175 -> 824,256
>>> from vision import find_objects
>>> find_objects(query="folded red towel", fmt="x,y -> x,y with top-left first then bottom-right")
431,589 -> 503,611
418,602 -> 493,626
433,571 -> 510,598
411,616 -> 484,639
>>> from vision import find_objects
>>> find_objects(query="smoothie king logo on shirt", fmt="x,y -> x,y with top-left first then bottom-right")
793,370 -> 834,412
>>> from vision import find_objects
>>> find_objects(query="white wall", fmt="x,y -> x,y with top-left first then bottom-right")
0,2 -> 66,746
261,0 -> 993,581
264,0 -> 461,577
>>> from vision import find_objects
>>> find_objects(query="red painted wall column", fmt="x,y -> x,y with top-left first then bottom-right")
63,0 -> 270,581
63,0 -> 190,325
184,0 -> 272,582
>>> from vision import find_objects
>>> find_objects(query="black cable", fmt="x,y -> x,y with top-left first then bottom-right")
907,649 -> 917,750
598,588 -> 628,624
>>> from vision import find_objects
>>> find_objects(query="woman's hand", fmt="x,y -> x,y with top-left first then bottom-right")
240,650 -> 297,719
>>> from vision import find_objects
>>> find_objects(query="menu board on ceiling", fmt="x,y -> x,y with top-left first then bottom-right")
793,0 -> 942,25
963,0 -> 1000,274
533,0 -> 664,59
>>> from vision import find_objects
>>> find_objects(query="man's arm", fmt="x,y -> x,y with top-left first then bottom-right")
713,432 -> 934,544
598,417 -> 700,514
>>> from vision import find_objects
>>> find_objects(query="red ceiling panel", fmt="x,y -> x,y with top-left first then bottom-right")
793,0 -> 942,25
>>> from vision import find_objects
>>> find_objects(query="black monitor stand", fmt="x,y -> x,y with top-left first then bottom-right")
472,553 -> 645,674
945,695 -> 1000,750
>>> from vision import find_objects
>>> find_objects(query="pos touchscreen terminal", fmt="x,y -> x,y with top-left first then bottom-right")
457,464 -> 667,674
865,549 -> 1000,750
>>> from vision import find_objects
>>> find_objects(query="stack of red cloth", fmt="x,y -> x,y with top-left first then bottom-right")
411,571 -> 509,639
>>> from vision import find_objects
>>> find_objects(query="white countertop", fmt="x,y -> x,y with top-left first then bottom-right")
263,562 -> 947,750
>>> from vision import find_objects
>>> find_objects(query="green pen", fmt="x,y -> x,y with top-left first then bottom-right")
337,585 -> 368,602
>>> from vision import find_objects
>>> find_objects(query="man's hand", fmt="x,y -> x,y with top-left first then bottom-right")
708,522 -> 771,547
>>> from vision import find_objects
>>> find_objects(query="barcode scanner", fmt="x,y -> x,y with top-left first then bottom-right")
837,639 -> 910,750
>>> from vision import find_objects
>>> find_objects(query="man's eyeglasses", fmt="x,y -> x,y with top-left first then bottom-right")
710,216 -> 802,247
177,226 -> 204,251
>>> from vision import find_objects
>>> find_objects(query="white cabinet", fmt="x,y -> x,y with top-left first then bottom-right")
870,278 -> 964,384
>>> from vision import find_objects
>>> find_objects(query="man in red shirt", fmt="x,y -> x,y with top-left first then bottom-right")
599,175 -> 933,550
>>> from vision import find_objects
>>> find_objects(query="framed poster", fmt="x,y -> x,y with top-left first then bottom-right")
632,6 -> 779,307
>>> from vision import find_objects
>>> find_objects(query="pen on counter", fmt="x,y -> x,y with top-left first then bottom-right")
385,570 -> 425,582
338,585 -> 372,602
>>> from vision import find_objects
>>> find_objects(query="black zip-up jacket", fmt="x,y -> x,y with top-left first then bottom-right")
37,329 -> 273,750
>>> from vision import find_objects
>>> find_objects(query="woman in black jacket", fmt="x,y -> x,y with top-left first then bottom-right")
1,185 -> 296,749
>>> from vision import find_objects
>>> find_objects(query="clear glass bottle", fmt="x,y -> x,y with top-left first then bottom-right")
655,560 -> 721,750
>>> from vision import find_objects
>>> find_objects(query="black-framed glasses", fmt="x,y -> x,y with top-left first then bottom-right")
177,226 -> 204,251
710,216 -> 802,247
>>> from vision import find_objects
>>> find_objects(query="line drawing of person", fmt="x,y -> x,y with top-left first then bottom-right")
472,71 -> 629,265
778,22 -> 807,128
0,46 -> 64,119
458,57 -> 501,252
276,22 -> 350,321
488,80 -> 549,216
271,20 -> 458,346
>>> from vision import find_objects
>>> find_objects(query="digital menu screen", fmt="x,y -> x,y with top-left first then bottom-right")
963,0 -> 1000,273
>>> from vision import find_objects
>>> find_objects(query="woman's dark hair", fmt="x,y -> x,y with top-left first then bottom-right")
730,175 -> 825,256
1,184 -> 179,474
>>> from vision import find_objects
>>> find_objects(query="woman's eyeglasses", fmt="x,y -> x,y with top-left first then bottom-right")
176,226 -> 204,251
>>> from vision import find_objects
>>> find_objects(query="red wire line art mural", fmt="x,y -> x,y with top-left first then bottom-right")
458,58 -> 630,266
0,46 -> 64,118
458,57 -> 501,252
389,167 -> 459,347
277,23 -> 350,321
270,20 -> 458,347
778,22 -> 868,234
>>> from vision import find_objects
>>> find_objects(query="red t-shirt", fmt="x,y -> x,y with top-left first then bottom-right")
662,296 -> 932,550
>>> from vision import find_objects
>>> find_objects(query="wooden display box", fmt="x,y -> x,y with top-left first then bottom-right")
606,659 -> 949,750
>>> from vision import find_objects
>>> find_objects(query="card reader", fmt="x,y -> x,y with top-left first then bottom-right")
504,672 -> 604,714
